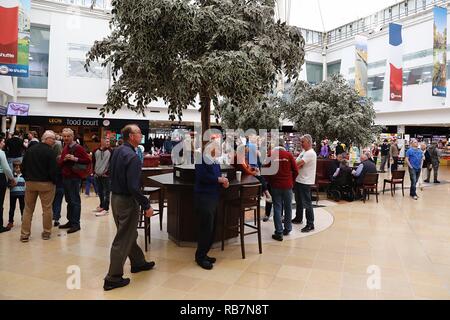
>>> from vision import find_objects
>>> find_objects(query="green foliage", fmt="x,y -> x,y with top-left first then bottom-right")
215,96 -> 282,131
282,74 -> 381,147
86,0 -> 305,121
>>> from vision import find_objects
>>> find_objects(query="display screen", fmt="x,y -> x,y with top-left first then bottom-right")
7,102 -> 29,116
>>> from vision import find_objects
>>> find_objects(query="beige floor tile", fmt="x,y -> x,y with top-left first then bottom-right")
235,272 -> 275,289
160,274 -> 201,291
276,265 -> 312,281
222,285 -> 267,300
140,287 -> 187,300
301,281 -> 342,300
266,277 -> 305,295
189,279 -> 231,299
340,286 -> 378,300
284,256 -> 315,268
309,269 -> 343,285
247,261 -> 282,275
412,284 -> 450,300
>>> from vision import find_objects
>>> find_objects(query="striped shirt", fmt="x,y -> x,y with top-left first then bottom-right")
10,174 -> 25,196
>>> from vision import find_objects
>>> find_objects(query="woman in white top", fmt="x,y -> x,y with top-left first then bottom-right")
0,137 -> 17,233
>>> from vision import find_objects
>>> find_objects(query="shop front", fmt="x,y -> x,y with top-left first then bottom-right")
16,116 -> 149,151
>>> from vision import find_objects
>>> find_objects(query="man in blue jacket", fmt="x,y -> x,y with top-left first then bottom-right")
195,143 -> 229,270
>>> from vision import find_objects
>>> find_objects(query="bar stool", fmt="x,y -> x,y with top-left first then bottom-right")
141,175 -> 164,231
221,184 -> 262,259
137,205 -> 151,252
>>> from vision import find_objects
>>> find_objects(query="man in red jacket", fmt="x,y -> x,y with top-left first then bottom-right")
265,138 -> 298,241
58,128 -> 91,234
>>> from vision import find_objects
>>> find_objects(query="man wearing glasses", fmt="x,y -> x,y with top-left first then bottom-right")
104,124 -> 155,291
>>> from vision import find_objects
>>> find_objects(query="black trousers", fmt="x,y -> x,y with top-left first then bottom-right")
195,194 -> 218,262
0,174 -> 8,227
9,194 -> 25,223
106,194 -> 146,282
391,157 -> 399,172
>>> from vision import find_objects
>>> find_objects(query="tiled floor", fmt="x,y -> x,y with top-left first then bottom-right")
2,168 -> 450,300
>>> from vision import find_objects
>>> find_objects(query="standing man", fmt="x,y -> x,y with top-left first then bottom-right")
379,139 -> 390,173
92,138 -> 113,217
405,139 -> 423,200
292,134 -> 317,233
194,142 -> 229,269
5,131 -> 24,169
425,143 -> 441,183
266,138 -> 298,240
58,128 -> 91,234
20,131 -> 58,242
104,124 -> 155,291
390,138 -> 400,172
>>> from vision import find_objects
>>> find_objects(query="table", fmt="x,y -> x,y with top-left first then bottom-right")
148,173 -> 259,246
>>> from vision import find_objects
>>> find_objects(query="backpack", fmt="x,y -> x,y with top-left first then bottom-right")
69,145 -> 92,179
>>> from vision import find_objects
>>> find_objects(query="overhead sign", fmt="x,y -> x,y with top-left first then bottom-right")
0,0 -> 30,77
7,102 -> 29,115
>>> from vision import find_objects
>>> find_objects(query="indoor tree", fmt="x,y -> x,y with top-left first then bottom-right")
85,0 -> 305,136
282,74 -> 381,149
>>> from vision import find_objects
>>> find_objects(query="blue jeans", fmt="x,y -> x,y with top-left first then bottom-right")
63,178 -> 82,227
296,183 -> 315,226
271,188 -> 293,235
85,176 -> 98,195
96,176 -> 111,211
52,187 -> 65,221
409,167 -> 421,197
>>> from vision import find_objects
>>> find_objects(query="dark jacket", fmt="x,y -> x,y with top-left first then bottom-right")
6,136 -> 24,158
195,158 -> 221,198
422,150 -> 431,168
110,142 -> 150,211
357,160 -> 377,185
380,143 -> 390,156
21,143 -> 58,184
333,166 -> 353,186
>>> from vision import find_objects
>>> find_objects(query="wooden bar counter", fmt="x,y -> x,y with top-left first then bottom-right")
148,172 -> 259,246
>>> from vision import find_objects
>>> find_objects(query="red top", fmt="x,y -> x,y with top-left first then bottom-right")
58,143 -> 91,179
265,149 -> 298,190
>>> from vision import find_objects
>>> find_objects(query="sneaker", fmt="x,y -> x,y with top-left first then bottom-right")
412,195 -> 418,200
424,179 -> 430,183
6,222 -> 13,229
283,229 -> 291,236
434,181 -> 441,184
20,235 -> 29,242
103,278 -> 130,291
131,261 -> 156,273
262,215 -> 270,222
95,210 -> 109,217
42,232 -> 51,240
196,259 -> 213,270
301,225 -> 315,233
271,234 -> 283,241
53,221 -> 60,227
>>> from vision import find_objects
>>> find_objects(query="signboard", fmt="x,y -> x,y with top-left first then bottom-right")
0,0 -> 31,77
6,101 -> 29,115
389,23 -> 403,101
432,6 -> 447,97
355,35 -> 368,97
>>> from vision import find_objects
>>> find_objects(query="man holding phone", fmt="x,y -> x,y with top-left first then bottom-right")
104,124 -> 155,291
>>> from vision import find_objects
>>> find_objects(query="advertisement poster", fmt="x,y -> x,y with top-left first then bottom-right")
0,0 -> 30,77
355,35 -> 368,97
432,6 -> 447,97
389,23 -> 403,101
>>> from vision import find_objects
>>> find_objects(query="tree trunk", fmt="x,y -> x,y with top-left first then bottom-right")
200,87 -> 211,149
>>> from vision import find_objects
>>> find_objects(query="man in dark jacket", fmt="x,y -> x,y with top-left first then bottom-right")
379,139 -> 390,172
5,131 -> 24,169
352,152 -> 377,199
20,130 -> 58,242
104,124 -> 155,291
194,142 -> 229,270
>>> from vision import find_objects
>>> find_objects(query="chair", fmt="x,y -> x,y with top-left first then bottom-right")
310,181 -> 320,205
358,173 -> 379,203
221,184 -> 262,259
383,170 -> 405,197
137,204 -> 151,252
140,174 -> 165,231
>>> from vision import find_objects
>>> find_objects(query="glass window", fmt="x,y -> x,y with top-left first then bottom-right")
18,26 -> 50,89
367,74 -> 384,102
327,61 -> 341,77
306,62 -> 323,85
404,65 -> 433,85
67,58 -> 108,79
407,0 -> 417,14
